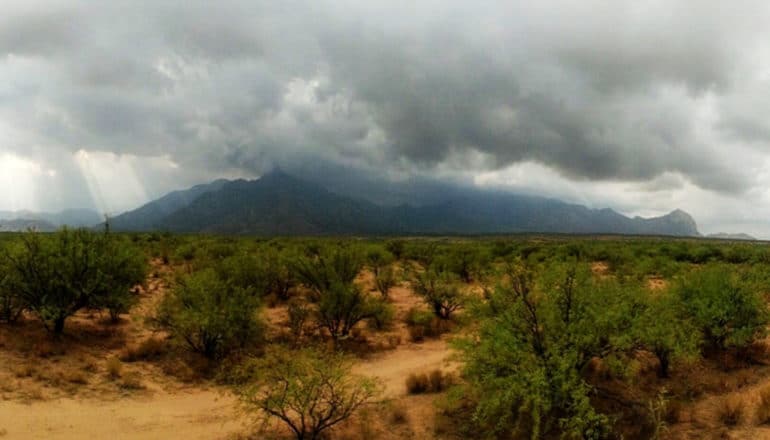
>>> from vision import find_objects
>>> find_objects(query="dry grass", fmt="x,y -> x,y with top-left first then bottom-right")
406,369 -> 454,395
406,373 -> 430,394
715,394 -> 746,427
106,356 -> 123,379
119,337 -> 167,362
119,371 -> 144,390
390,403 -> 409,425
756,385 -> 770,425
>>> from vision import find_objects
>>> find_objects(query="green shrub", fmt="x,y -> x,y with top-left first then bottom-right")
633,292 -> 700,378
411,268 -> 465,320
675,265 -> 769,351
157,269 -> 263,360
294,245 -> 364,298
0,261 -> 25,323
315,282 -> 386,341
2,228 -> 147,334
457,260 -> 636,439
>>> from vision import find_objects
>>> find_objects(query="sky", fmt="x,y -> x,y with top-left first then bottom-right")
2,1 -> 770,236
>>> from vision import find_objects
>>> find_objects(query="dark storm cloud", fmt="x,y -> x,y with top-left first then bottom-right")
1,0 -> 769,196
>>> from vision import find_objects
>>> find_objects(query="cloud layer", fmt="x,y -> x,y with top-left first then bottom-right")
3,1 -> 770,234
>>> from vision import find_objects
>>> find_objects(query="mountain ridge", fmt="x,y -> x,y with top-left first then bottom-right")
108,170 -> 702,237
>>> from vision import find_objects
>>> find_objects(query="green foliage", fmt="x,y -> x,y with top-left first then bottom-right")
458,260 -> 639,439
674,264 -> 769,351
633,293 -> 700,377
234,347 -> 382,440
92,237 -> 148,322
157,269 -> 263,360
410,267 -> 465,320
0,258 -> 24,323
2,228 -> 147,333
315,282 -> 387,341
294,245 -> 364,298
373,265 -> 398,298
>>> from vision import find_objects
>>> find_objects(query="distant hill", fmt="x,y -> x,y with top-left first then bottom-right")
707,232 -> 756,241
0,218 -> 57,232
109,170 -> 701,237
109,180 -> 229,231
0,209 -> 101,228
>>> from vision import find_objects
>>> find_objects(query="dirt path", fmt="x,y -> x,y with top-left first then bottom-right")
353,338 -> 456,397
0,390 -> 242,440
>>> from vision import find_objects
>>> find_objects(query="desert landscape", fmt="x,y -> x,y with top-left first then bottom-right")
1,232 -> 770,439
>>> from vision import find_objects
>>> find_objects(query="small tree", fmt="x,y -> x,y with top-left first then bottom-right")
294,246 -> 364,299
0,262 -> 24,323
634,293 -> 700,378
3,228 -> 147,334
675,265 -> 769,351
411,268 -> 465,320
373,266 -> 397,299
315,282 -> 385,341
157,269 -> 263,360
92,237 -> 147,322
236,348 -> 382,440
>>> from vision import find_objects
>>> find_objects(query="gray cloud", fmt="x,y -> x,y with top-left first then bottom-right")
1,0 -> 770,214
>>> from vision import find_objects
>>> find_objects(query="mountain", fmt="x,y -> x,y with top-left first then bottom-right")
109,179 -> 229,231
0,209 -> 101,228
109,170 -> 701,237
707,232 -> 756,241
0,218 -> 57,232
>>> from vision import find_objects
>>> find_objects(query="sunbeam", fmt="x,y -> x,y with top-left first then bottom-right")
0,153 -> 43,212
74,150 -> 150,216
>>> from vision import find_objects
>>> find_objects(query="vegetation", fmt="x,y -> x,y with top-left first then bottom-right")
157,269 -> 263,360
410,267 -> 465,320
3,231 -> 770,438
234,348 -> 382,440
1,228 -> 146,334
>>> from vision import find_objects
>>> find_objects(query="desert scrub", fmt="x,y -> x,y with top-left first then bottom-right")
157,269 -> 264,360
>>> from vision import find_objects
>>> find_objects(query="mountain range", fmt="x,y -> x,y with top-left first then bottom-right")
108,169 -> 701,237
0,209 -> 102,232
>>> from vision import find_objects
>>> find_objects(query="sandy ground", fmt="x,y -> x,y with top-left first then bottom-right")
353,338 -> 454,397
0,390 -> 242,440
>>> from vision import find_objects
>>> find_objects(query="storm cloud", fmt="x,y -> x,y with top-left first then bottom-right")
3,0 -> 770,234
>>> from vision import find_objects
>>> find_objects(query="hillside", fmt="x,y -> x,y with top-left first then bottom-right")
110,170 -> 701,237
0,218 -> 57,232
0,209 -> 101,228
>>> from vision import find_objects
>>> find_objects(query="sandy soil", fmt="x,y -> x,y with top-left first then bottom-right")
0,390 -> 242,440
353,338 -> 455,397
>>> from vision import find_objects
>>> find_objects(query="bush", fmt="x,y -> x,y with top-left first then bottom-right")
287,296 -> 311,342
633,292 -> 700,378
406,373 -> 430,394
373,266 -> 398,299
2,228 -> 147,334
457,260 -> 636,439
234,348 -> 382,440
406,369 -> 452,394
410,268 -> 465,320
315,282 -> 387,341
120,337 -> 168,362
157,269 -> 263,360
675,265 -> 769,351
0,263 -> 24,323
294,246 -> 364,298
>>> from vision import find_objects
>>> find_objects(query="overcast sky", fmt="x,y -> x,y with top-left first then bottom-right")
2,1 -> 770,236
